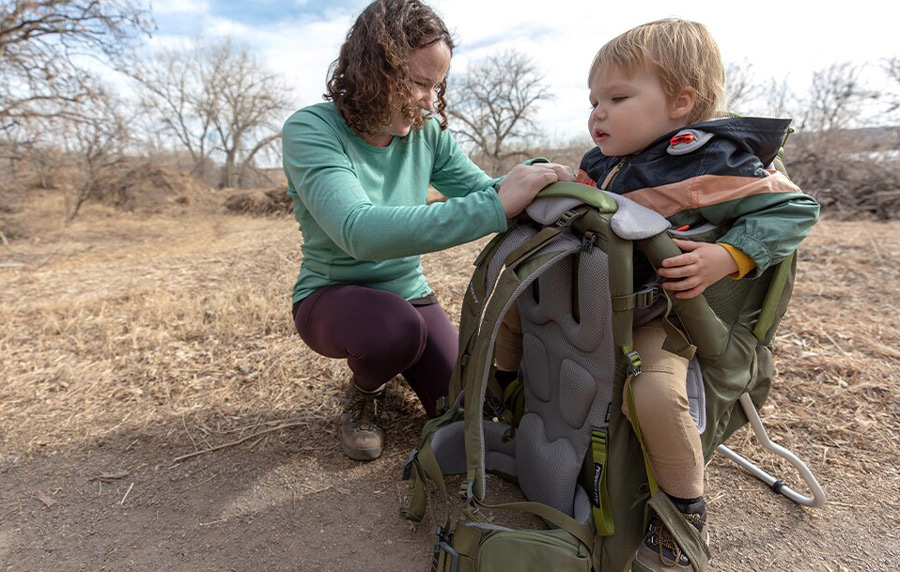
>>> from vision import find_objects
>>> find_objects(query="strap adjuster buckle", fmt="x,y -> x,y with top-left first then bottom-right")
432,526 -> 460,572
635,285 -> 660,309
555,209 -> 584,227
483,393 -> 505,420
402,449 -> 419,481
626,349 -> 642,377
460,479 -> 474,504
581,231 -> 597,253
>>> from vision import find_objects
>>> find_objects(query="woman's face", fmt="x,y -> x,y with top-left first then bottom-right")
363,41 -> 451,147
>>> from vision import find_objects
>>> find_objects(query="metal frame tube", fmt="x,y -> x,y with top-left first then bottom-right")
716,393 -> 826,508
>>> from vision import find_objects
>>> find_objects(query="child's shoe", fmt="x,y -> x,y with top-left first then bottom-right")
633,496 -> 708,571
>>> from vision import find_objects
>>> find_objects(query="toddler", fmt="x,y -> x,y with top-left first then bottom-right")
495,18 -> 819,570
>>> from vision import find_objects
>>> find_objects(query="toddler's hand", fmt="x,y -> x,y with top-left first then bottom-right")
657,239 -> 738,299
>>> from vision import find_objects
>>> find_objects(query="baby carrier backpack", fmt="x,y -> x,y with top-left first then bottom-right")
400,180 -> 825,572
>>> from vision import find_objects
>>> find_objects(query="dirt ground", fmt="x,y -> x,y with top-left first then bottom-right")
1,187 -> 898,571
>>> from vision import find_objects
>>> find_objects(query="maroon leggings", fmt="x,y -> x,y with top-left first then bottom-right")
293,284 -> 458,417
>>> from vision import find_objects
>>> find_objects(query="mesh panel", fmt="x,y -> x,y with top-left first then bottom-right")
475,224 -> 617,518
702,277 -> 755,326
559,358 -> 600,430
516,413 -> 582,516
515,232 -> 617,516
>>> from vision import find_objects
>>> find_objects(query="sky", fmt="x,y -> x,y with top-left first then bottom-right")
146,0 -> 899,141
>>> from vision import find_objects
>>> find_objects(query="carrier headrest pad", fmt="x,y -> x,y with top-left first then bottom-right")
525,196 -> 586,225
608,192 -> 671,240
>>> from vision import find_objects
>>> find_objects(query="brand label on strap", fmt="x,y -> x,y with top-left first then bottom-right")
590,426 -> 615,536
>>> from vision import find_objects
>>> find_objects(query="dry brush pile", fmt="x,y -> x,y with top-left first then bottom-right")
786,130 -> 900,221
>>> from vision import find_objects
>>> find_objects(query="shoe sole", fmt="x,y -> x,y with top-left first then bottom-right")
342,444 -> 383,461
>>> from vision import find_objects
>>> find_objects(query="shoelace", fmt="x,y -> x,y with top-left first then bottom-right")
349,393 -> 381,431
651,512 -> 704,567
656,523 -> 685,566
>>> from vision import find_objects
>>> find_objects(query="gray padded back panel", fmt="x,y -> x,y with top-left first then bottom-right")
687,358 -> 706,433
514,233 -> 616,517
478,224 -> 616,518
431,420 -> 517,478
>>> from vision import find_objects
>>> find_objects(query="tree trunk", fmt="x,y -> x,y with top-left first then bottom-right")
221,150 -> 238,188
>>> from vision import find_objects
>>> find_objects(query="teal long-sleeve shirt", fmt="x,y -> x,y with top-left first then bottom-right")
283,102 -> 508,304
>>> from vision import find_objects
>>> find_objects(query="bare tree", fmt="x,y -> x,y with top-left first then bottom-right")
883,57 -> 900,117
448,51 -> 551,176
61,85 -> 131,220
132,38 -> 290,188
133,46 -> 216,178
776,62 -> 900,219
762,77 -> 795,119
0,0 -> 153,133
204,40 -> 289,188
725,59 -> 761,113
799,62 -> 878,132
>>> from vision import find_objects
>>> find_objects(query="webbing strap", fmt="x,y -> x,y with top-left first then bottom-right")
623,350 -> 659,497
501,377 -> 525,428
503,220 -> 575,271
589,426 -> 614,536
754,252 -> 795,342
401,456 -> 427,522
611,294 -> 635,312
448,229 -> 520,402
420,441 -> 451,525
623,347 -> 707,570
401,409 -> 462,524
659,290 -> 697,361
450,221 -> 575,403
469,497 -> 596,553
438,522 -> 480,572
401,439 -> 450,527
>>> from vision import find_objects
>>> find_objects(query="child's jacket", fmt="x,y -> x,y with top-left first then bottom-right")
578,116 -> 820,278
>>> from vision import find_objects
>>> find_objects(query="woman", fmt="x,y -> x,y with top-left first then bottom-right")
283,0 -> 571,461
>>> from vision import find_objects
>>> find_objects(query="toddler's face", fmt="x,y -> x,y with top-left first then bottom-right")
587,64 -> 689,157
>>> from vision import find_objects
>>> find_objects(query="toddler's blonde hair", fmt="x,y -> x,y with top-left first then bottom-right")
588,19 -> 725,124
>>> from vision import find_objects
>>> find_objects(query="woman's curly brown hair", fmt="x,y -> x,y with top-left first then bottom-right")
325,0 -> 454,137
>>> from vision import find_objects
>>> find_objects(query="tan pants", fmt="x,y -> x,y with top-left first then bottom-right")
623,319 -> 705,499
497,310 -> 705,499
495,305 -> 523,372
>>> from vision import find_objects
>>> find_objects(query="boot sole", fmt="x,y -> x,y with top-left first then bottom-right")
342,443 -> 383,461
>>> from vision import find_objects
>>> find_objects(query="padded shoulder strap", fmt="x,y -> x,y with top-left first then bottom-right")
635,233 -> 730,359
754,252 -> 796,342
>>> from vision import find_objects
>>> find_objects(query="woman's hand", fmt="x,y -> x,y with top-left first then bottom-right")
658,239 -> 738,299
496,163 -> 575,219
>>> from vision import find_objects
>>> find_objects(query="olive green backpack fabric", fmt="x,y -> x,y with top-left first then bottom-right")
400,182 -> 797,572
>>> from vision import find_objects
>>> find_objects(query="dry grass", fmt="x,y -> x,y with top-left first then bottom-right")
0,196 -> 433,458
1,192 -> 899,570
2,203 -> 896,462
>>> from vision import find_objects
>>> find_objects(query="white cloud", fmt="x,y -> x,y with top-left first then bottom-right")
137,0 -> 899,139
152,0 -> 210,15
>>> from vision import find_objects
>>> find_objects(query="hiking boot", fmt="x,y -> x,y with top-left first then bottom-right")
340,384 -> 385,461
633,496 -> 708,571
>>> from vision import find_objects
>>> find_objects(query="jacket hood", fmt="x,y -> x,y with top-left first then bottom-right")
580,116 -> 793,194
